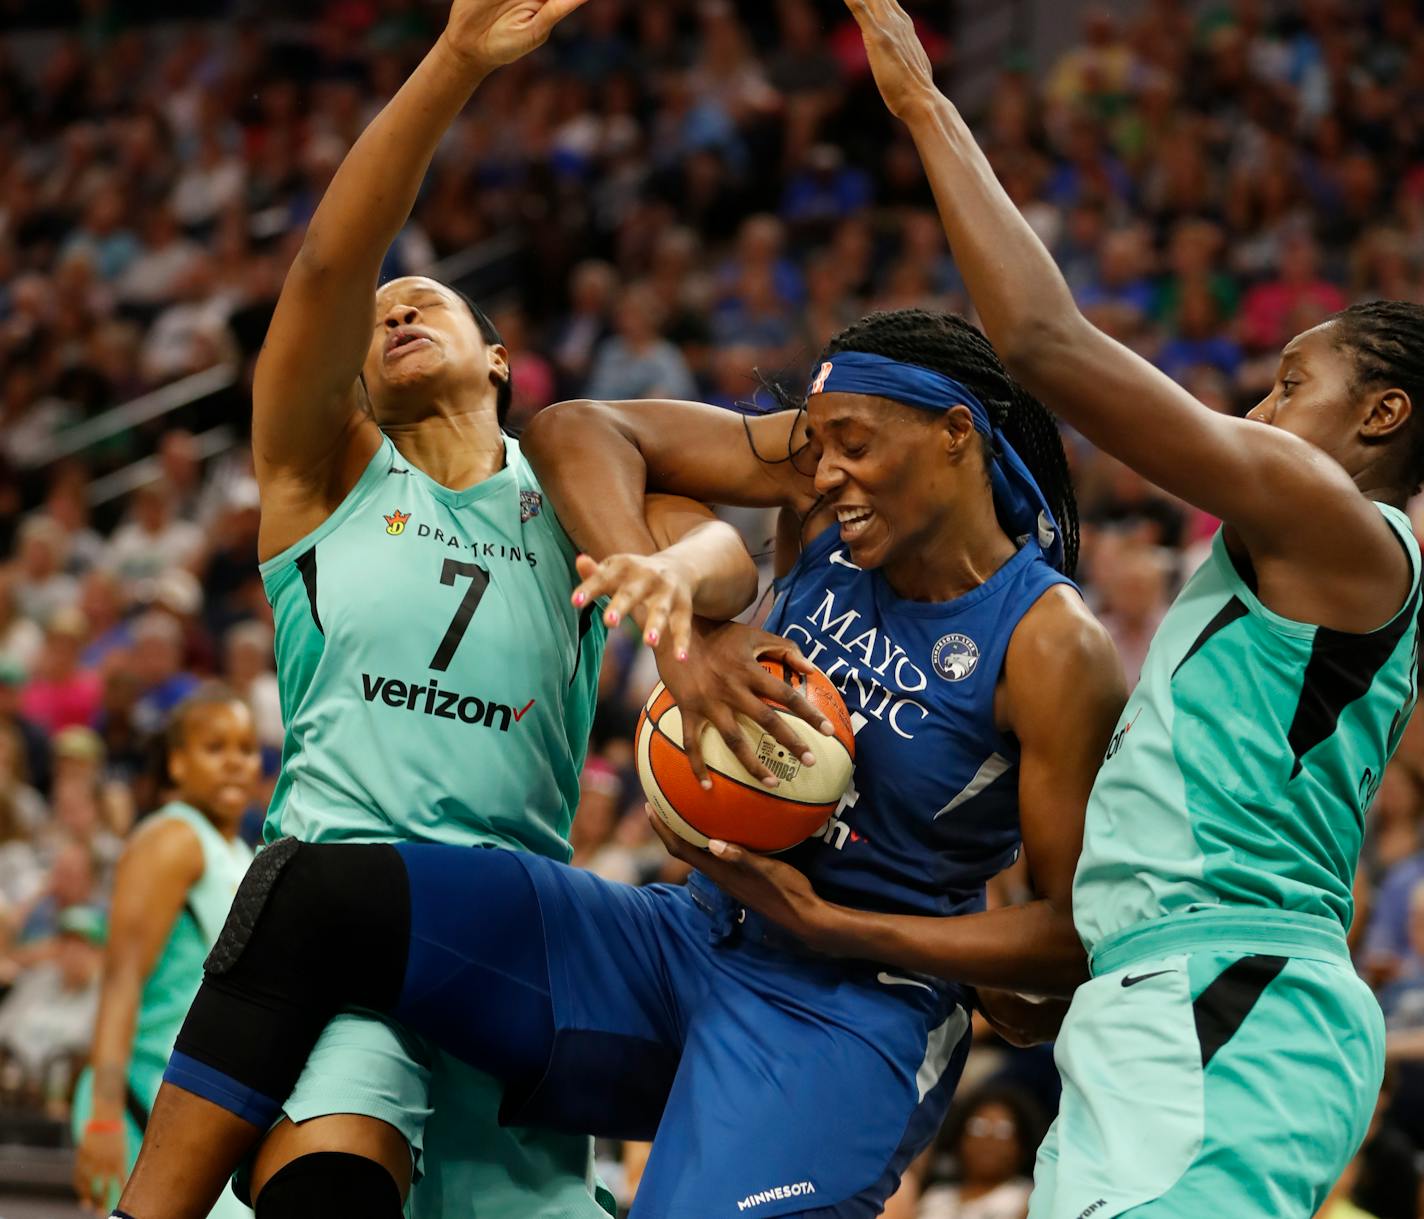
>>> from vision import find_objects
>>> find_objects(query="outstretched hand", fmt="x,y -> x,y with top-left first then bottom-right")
573,550 -> 699,659
655,620 -> 836,788
444,0 -> 590,74
843,0 -> 941,119
648,809 -> 842,953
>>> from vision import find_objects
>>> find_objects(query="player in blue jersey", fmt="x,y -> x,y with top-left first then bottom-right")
106,290 -> 1126,1219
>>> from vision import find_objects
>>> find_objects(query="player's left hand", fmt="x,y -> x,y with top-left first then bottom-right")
573,551 -> 697,657
648,809 -> 842,952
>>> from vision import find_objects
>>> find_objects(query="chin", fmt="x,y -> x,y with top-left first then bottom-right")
845,536 -> 888,570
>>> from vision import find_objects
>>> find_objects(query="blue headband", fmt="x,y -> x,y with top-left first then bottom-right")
806,350 -> 1064,571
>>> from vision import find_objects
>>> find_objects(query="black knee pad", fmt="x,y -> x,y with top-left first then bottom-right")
255,1152 -> 403,1219
202,838 -> 410,1003
174,840 -> 411,1109
206,835 -> 301,975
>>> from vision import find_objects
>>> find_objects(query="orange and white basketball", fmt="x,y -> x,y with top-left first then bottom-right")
636,659 -> 856,852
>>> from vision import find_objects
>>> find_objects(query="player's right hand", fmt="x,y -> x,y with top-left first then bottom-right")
660,622 -> 836,789
443,0 -> 590,74
74,1122 -> 126,1214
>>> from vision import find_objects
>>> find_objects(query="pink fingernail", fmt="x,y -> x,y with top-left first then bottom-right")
677,649 -> 688,662
606,610 -> 620,626
708,839 -> 728,856
802,752 -> 816,765
761,775 -> 780,789
572,591 -> 587,606
700,778 -> 713,790
821,720 -> 834,735
646,630 -> 660,646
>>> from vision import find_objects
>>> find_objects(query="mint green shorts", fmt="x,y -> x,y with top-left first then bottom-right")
1029,919 -> 1384,1219
274,1009 -> 614,1219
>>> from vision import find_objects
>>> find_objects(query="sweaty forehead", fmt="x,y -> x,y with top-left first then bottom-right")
1281,320 -> 1343,366
807,391 -> 918,431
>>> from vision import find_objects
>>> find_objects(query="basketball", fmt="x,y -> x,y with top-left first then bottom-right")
636,659 -> 857,851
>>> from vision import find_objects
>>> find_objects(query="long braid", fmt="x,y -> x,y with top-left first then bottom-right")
819,309 -> 1081,575
1331,300 -> 1424,495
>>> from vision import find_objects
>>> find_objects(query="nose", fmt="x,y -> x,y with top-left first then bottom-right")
1245,393 -> 1275,424
813,454 -> 846,497
383,304 -> 419,328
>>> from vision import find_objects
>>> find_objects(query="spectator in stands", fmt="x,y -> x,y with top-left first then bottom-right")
0,906 -> 103,1114
0,568 -> 41,673
1367,846 -> 1424,989
1239,229 -> 1347,352
222,621 -> 282,761
585,282 -> 697,400
1096,541 -> 1171,690
126,613 -> 198,739
917,1086 -> 1044,1219
12,838 -> 100,950
11,516 -> 77,625
0,720 -> 46,909
550,259 -> 618,395
18,607 -> 100,736
103,483 -> 203,585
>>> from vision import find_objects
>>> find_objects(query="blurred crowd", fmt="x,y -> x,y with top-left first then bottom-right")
6,0 -> 1424,1214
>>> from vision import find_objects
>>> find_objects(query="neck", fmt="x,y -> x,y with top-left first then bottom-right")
383,405 -> 506,491
1355,465 -> 1408,511
882,492 -> 1019,602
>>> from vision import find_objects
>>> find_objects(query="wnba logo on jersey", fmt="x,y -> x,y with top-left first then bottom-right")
931,634 -> 979,682
383,509 -> 410,536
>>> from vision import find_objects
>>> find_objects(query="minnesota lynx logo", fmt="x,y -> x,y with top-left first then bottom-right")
383,509 -> 410,536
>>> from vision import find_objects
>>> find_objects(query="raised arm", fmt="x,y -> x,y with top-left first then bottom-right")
74,819 -> 205,1212
253,0 -> 587,552
846,0 -> 1408,632
521,397 -> 819,559
527,401 -> 836,782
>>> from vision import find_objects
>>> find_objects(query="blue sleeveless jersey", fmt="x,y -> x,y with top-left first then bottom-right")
764,524 -> 1075,917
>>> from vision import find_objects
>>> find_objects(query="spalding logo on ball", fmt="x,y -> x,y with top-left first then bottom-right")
636,658 -> 856,852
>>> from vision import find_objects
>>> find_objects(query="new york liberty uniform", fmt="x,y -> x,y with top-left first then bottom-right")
1030,504 -> 1418,1219
361,521 -> 1076,1219
258,432 -> 610,1219
73,803 -> 253,1218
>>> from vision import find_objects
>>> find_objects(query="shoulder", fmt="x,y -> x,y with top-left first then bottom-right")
119,813 -> 206,883
1004,585 -> 1126,728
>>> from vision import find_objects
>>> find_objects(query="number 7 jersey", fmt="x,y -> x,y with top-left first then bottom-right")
259,433 -> 606,860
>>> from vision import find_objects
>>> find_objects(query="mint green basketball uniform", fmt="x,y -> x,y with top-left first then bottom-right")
73,803 -> 253,1218
1030,506 -> 1417,1219
258,433 -> 611,1219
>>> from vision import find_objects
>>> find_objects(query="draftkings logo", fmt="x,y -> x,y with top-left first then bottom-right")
384,509 -> 410,536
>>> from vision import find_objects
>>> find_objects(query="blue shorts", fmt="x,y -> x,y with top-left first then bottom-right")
391,844 -> 972,1219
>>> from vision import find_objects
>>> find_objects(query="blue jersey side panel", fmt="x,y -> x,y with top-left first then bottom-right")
764,525 -> 1075,917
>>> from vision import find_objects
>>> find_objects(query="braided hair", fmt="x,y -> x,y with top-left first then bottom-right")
812,308 -> 1081,575
1330,300 -> 1424,494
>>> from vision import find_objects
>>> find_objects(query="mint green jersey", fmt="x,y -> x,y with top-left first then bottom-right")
259,433 -> 605,859
133,803 -> 253,1075
1074,504 -> 1421,955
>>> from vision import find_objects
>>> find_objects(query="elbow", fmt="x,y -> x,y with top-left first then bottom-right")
522,398 -> 607,462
